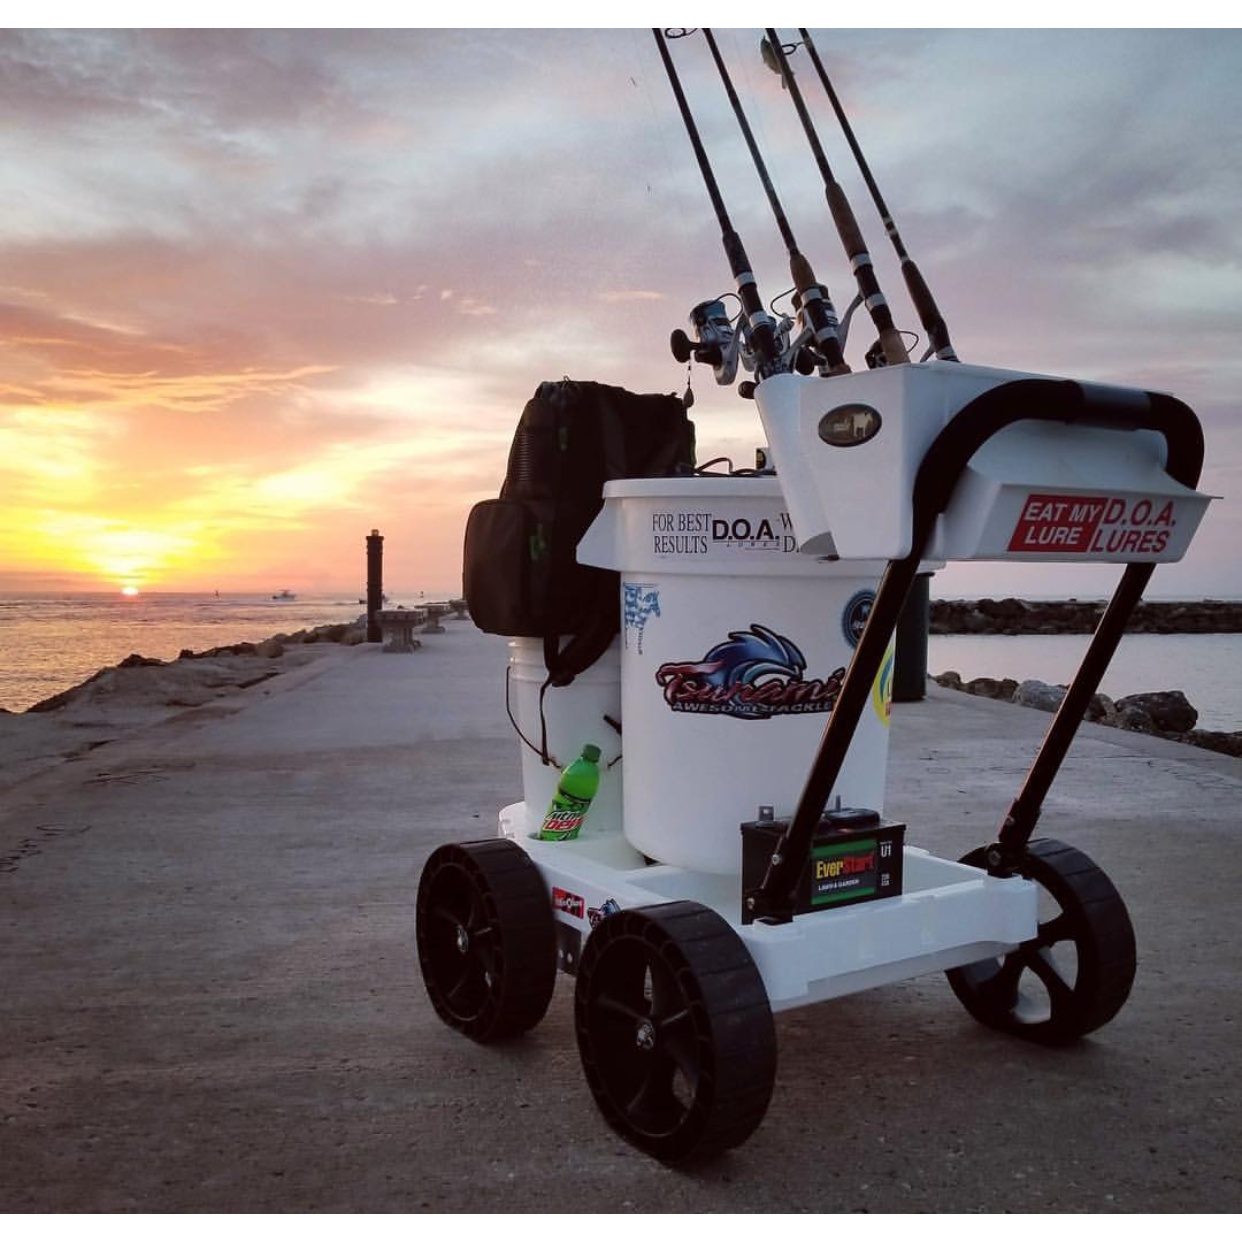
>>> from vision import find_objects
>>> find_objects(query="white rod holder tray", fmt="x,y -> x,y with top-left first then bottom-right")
754,363 -> 1211,563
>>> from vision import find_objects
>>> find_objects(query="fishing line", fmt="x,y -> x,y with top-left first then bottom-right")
762,28 -> 909,369
626,28 -> 681,202
652,27 -> 784,380
796,27 -> 959,362
702,27 -> 847,374
730,26 -> 778,199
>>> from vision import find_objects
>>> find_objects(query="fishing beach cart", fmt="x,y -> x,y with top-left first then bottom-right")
415,30 -> 1214,1163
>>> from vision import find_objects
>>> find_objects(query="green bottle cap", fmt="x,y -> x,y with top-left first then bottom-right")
581,744 -> 601,763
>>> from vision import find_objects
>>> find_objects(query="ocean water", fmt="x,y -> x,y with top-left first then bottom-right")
0,592 -> 396,712
2,593 -> 1238,733
928,632 -> 1242,732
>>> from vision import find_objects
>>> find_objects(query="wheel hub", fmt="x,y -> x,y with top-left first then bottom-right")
455,925 -> 470,954
635,1018 -> 656,1052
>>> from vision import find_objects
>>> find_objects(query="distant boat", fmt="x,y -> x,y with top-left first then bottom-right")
272,589 -> 296,601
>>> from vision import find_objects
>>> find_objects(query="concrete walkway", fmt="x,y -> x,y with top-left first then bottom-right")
2,624 -> 1240,1212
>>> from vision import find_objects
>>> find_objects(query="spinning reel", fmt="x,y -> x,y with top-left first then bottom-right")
671,296 -> 794,392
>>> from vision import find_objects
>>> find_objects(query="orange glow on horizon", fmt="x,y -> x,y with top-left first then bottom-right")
120,585 -> 139,596
0,363 -> 516,594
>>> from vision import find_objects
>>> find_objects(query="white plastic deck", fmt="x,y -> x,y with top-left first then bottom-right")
499,803 -> 1038,1014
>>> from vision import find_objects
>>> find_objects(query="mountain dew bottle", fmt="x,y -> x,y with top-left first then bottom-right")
538,744 -> 601,841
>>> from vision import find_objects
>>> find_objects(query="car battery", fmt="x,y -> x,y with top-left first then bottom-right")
740,806 -> 904,923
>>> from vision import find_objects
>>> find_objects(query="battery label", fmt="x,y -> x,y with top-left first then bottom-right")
810,838 -> 878,906
1008,493 -> 1177,556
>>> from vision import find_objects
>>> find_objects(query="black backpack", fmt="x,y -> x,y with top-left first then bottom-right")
464,378 -> 694,686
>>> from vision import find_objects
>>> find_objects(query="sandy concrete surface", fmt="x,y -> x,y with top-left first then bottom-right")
2,623 -> 1240,1212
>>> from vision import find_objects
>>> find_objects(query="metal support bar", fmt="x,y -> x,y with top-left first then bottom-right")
996,561 -> 1154,862
748,553 -> 920,922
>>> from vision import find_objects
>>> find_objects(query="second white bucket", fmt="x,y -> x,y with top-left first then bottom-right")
507,637 -> 622,838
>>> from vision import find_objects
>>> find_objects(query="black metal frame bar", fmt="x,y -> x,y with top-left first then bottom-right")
746,378 -> 1205,922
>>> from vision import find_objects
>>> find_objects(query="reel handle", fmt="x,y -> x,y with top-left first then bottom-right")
669,328 -> 724,369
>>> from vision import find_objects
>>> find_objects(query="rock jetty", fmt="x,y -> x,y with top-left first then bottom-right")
931,597 -> 1242,635
932,671 -> 1242,758
25,619 -> 367,714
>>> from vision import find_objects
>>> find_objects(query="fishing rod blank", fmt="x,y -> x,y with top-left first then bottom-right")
762,30 -> 909,368
701,28 -> 848,376
796,28 -> 958,363
652,28 -> 784,380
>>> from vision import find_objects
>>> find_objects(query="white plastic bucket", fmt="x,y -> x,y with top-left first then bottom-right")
576,477 -> 892,875
507,638 -> 622,838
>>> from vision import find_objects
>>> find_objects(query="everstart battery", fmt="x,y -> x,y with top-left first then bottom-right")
740,807 -> 904,924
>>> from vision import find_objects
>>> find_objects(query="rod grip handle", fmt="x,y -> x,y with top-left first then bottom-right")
879,325 -> 910,365
901,258 -> 953,357
825,180 -> 866,258
788,250 -> 816,293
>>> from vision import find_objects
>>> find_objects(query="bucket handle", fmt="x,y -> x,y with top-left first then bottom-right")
503,667 -> 624,771
505,664 -> 558,768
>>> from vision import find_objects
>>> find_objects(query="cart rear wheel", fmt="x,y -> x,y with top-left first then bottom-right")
946,838 -> 1136,1045
416,839 -> 556,1042
574,901 -> 776,1164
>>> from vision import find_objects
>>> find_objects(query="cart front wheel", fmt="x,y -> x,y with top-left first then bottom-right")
946,837 -> 1136,1045
416,839 -> 556,1042
574,901 -> 776,1164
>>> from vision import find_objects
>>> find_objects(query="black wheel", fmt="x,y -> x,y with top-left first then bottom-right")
946,838 -> 1136,1045
574,901 -> 776,1164
416,839 -> 556,1042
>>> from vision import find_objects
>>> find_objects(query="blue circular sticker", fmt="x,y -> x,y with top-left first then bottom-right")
842,589 -> 875,648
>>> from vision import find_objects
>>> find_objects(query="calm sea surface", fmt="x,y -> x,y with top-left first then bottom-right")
928,632 -> 1242,732
0,592 -> 423,712
2,593 -> 1238,731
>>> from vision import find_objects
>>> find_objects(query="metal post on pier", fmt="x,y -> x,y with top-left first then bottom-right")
366,529 -> 384,643
893,571 -> 931,702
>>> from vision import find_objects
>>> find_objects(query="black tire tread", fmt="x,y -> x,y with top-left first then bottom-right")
946,837 -> 1136,1045
416,839 -> 557,1043
575,900 -> 776,1164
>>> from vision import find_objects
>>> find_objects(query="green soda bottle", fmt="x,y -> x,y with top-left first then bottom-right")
538,744 -> 601,841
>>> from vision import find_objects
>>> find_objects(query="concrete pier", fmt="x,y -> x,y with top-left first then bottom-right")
2,627 -> 1239,1211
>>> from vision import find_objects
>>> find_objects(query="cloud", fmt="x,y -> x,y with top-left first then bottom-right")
0,28 -> 1239,595
598,290 -> 665,303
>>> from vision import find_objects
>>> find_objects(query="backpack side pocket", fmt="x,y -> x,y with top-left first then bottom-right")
463,498 -> 550,637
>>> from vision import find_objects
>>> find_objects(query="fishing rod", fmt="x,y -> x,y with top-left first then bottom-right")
793,28 -> 958,363
652,28 -> 785,384
761,29 -> 909,369
701,28 -> 848,377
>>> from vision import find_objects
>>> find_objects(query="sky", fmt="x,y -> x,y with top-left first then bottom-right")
1,24 -> 1239,599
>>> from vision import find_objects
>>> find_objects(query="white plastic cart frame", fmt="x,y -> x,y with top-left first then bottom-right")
416,369 -> 1208,1165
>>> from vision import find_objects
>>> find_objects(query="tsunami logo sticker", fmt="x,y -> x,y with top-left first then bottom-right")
872,645 -> 894,727
654,624 -> 845,721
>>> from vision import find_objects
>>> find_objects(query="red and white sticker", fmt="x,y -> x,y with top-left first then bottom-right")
1008,493 -> 1178,556
551,887 -> 585,919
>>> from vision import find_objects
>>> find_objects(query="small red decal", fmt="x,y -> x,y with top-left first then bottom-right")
551,887 -> 585,919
